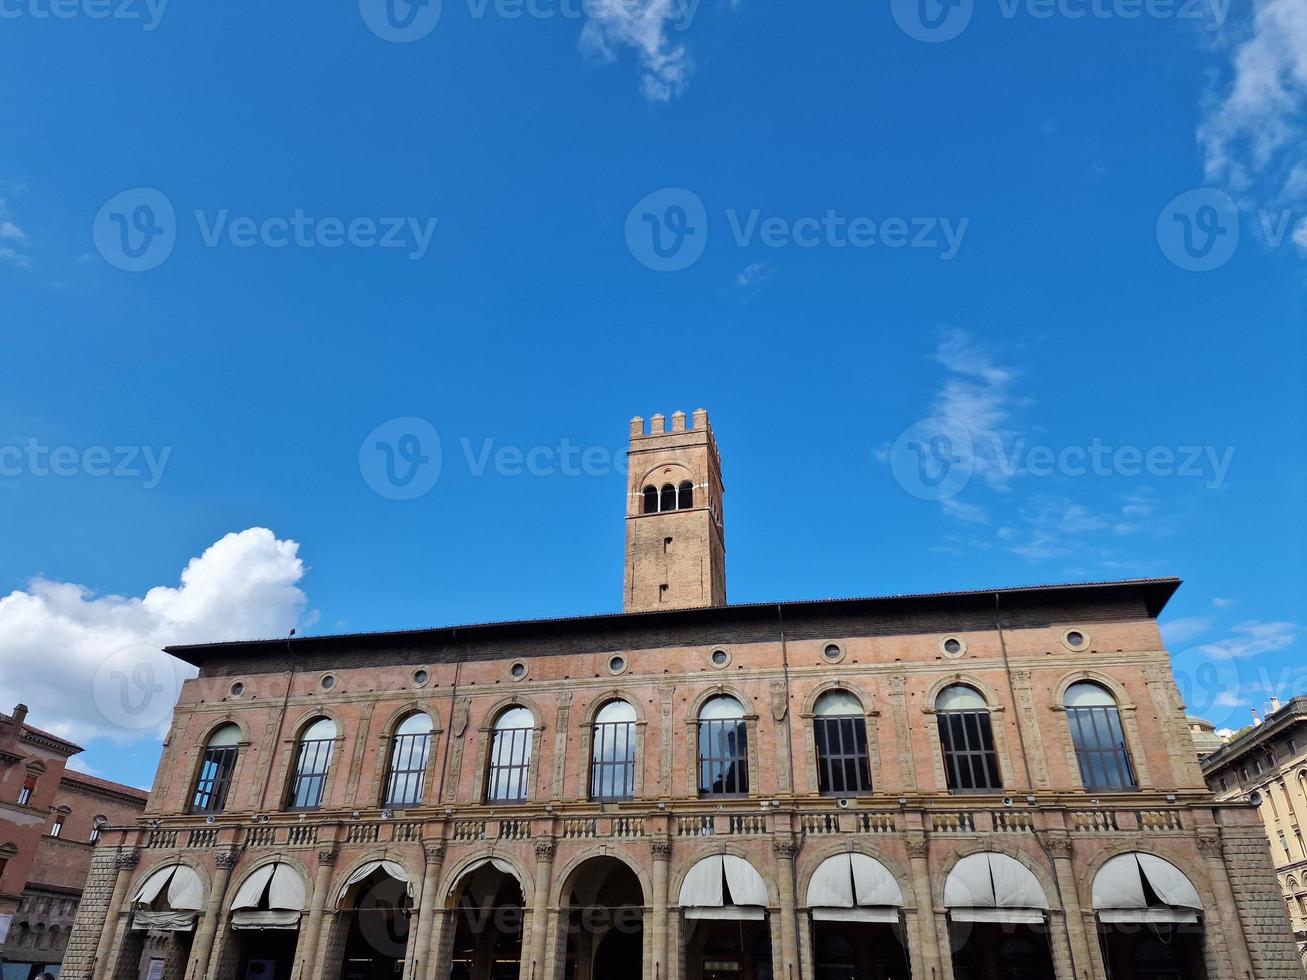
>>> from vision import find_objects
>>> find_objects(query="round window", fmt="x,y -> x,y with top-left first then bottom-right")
1062,629 -> 1089,651
510,661 -> 528,680
320,674 -> 336,691
229,681 -> 245,697
710,648 -> 730,668
822,644 -> 844,663
940,636 -> 966,658
608,655 -> 627,675
413,669 -> 429,686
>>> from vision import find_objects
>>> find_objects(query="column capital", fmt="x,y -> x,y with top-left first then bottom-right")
114,850 -> 140,871
772,838 -> 798,860
317,848 -> 340,865
424,842 -> 447,864
1196,832 -> 1223,857
904,835 -> 929,859
650,838 -> 672,861
534,838 -> 556,861
215,849 -> 241,870
1043,834 -> 1073,858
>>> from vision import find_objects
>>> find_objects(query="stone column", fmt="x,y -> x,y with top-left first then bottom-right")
1045,836 -> 1095,980
905,835 -> 949,980
186,849 -> 238,980
294,848 -> 338,980
1197,831 -> 1255,980
528,838 -> 557,980
92,851 -> 139,980
773,840 -> 800,980
650,839 -> 671,980
412,843 -> 446,980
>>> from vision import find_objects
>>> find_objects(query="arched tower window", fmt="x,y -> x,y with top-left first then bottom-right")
590,700 -> 637,801
191,723 -> 241,814
659,484 -> 676,513
286,717 -> 337,810
487,707 -> 534,803
1065,682 -> 1137,791
642,486 -> 659,514
698,696 -> 748,796
677,481 -> 694,509
384,713 -> 434,808
936,685 -> 1002,792
813,690 -> 871,795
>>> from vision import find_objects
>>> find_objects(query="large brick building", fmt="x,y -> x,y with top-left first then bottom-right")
63,411 -> 1302,980
0,705 -> 148,979
1201,697 -> 1307,971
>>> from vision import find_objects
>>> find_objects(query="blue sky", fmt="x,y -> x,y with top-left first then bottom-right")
0,0 -> 1304,790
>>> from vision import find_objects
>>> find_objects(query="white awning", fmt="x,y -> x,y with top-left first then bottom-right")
232,864 -> 307,912
460,857 -> 522,887
806,854 -> 903,913
133,865 -> 204,912
231,910 -> 302,930
131,909 -> 198,932
337,860 -> 413,904
679,855 -> 768,910
684,907 -> 766,920
944,853 -> 1048,924
811,908 -> 900,923
1092,854 -> 1202,923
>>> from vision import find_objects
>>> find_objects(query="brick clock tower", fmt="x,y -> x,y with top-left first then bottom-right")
624,409 -> 726,613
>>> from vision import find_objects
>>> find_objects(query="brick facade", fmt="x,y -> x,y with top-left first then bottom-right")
61,412 -> 1304,980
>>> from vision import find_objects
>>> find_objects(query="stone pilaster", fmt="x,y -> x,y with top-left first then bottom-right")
650,839 -> 671,980
185,849 -> 239,980
413,842 -> 446,980
773,839 -> 800,980
293,848 -> 338,980
904,835 -> 949,980
527,838 -> 557,980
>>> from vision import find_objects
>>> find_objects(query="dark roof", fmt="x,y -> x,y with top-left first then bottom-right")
167,577 -> 1181,669
1201,695 -> 1307,773
60,770 -> 149,803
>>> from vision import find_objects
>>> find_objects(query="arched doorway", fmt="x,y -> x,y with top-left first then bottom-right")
559,856 -> 645,980
805,854 -> 910,980
678,855 -> 773,980
220,862 -> 308,980
335,861 -> 413,980
447,858 -> 526,980
944,853 -> 1055,980
122,863 -> 203,980
1092,853 -> 1208,980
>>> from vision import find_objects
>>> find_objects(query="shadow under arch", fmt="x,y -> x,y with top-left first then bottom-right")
444,857 -> 527,980
320,861 -> 414,980
556,855 -> 647,980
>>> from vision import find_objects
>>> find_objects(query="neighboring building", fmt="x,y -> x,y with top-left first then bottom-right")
63,412 -> 1302,980
0,704 -> 148,980
1191,717 -> 1227,759
1202,696 -> 1307,972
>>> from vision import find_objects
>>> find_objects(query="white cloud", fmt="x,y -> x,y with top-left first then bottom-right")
0,247 -> 31,269
0,528 -> 310,746
580,0 -> 693,102
1160,615 -> 1215,646
0,221 -> 25,241
930,329 -> 1021,492
1213,596 -> 1234,608
1193,620 -> 1298,660
1199,0 -> 1307,203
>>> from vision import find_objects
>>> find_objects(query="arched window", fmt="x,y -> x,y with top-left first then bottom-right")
286,717 -> 337,810
813,690 -> 871,795
88,815 -> 107,844
698,696 -> 749,796
659,484 -> 676,513
678,481 -> 694,509
191,723 -> 241,814
642,485 -> 659,514
17,763 -> 43,806
936,685 -> 1002,792
49,806 -> 68,838
384,713 -> 434,808
487,707 -> 534,803
1065,682 -> 1137,791
590,700 -> 637,801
